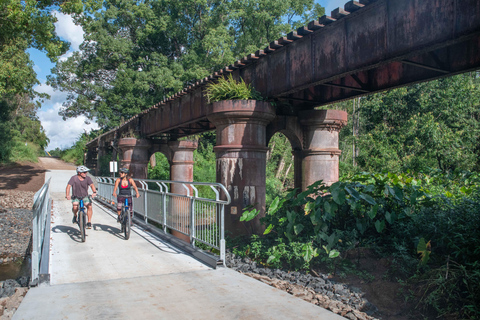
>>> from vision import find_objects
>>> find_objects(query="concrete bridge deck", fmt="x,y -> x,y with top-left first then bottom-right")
13,169 -> 344,319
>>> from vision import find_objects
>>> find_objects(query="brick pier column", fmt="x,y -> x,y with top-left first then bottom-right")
168,140 -> 198,243
298,110 -> 348,189
207,100 -> 275,236
118,138 -> 152,179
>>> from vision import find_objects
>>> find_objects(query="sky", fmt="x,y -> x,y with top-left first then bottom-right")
30,0 -> 348,151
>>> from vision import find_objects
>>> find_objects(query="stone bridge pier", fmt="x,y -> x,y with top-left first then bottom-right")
207,103 -> 348,236
298,110 -> 348,189
118,138 -> 152,179
86,106 -> 347,238
208,100 -> 276,235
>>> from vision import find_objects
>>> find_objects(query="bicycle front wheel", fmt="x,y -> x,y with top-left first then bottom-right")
79,210 -> 86,242
124,210 -> 131,240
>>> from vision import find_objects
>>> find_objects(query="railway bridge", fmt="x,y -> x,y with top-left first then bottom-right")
85,0 -> 480,235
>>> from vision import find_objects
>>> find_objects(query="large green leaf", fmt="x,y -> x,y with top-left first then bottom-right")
302,243 -> 318,262
294,224 -> 304,235
368,204 -> 379,219
345,186 -> 361,200
356,221 -> 366,234
332,189 -> 346,205
263,224 -> 274,235
360,193 -> 377,205
268,196 -> 281,215
417,238 -> 431,265
328,249 -> 340,258
304,201 -> 315,215
385,211 -> 392,224
375,220 -> 385,233
240,208 -> 259,221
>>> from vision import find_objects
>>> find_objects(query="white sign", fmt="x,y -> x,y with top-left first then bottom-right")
109,161 -> 118,173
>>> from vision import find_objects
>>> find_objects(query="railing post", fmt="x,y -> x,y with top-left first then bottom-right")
31,214 -> 39,284
220,203 -> 225,265
190,184 -> 199,247
161,182 -> 168,232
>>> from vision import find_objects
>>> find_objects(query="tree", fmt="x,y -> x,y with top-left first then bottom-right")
0,0 -> 93,162
339,73 -> 480,174
0,0 -> 89,98
48,0 -> 323,129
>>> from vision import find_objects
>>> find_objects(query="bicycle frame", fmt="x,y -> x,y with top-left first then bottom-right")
77,198 -> 87,242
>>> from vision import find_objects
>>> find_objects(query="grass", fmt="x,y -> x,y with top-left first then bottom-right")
9,140 -> 41,163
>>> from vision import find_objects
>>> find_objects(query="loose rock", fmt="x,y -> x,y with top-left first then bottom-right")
225,252 -> 379,320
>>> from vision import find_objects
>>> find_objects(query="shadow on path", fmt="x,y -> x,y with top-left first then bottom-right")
51,225 -> 84,243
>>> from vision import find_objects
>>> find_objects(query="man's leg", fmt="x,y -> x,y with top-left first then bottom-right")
72,202 -> 79,224
86,203 -> 93,223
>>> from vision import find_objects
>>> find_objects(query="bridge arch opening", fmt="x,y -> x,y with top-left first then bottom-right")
266,132 -> 297,205
148,152 -> 170,180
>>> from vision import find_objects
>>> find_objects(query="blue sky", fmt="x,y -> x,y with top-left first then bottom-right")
31,0 -> 348,151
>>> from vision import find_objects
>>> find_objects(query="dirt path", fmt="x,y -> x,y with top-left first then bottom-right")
0,158 -> 76,193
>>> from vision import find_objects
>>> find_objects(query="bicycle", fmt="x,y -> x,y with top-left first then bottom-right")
119,197 -> 132,240
75,197 -> 88,242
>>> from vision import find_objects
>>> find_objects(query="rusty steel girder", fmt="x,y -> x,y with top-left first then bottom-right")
87,0 -> 480,149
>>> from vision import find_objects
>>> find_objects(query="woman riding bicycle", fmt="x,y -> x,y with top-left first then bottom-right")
112,167 -> 140,223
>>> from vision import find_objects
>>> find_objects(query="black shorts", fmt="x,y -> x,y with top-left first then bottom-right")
117,196 -> 133,212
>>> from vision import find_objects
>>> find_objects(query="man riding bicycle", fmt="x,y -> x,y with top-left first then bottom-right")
66,166 -> 97,229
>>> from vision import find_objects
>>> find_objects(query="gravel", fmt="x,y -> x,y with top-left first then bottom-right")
0,191 -> 34,264
0,190 -> 34,319
225,252 -> 379,320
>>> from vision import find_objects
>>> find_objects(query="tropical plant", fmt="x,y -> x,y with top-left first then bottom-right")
205,74 -> 263,103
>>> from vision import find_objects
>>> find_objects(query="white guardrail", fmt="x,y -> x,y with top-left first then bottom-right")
95,177 -> 231,264
31,177 -> 52,286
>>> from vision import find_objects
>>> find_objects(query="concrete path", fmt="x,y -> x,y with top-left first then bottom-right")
14,169 -> 344,319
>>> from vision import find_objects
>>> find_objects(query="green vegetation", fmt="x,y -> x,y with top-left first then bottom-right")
233,171 -> 480,319
205,74 -> 263,103
230,73 -> 480,319
0,95 -> 49,163
4,1 -> 476,316
48,0 -> 323,129
0,0 -> 90,164
339,73 -> 480,175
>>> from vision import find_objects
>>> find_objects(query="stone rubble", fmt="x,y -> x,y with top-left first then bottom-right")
0,191 -> 33,320
226,252 -> 379,320
0,278 -> 29,320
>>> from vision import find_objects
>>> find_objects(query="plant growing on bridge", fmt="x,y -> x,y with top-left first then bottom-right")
205,74 -> 263,103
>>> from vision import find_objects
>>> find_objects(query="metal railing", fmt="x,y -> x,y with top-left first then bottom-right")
95,177 -> 231,264
31,178 -> 52,286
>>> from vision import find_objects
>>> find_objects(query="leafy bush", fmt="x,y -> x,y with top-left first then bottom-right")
148,152 -> 170,180
205,74 -> 263,103
232,170 -> 480,319
61,131 -> 100,165
9,140 -> 42,162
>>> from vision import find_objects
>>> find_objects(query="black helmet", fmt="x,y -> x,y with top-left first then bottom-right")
119,168 -> 129,174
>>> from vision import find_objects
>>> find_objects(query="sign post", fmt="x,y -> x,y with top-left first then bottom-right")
109,161 -> 118,178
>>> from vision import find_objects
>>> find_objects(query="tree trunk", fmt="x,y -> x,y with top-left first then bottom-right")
282,156 -> 294,187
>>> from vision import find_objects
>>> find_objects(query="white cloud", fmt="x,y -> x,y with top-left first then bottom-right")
35,83 -> 68,105
34,14 -> 92,151
37,84 -> 98,151
54,11 -> 84,51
